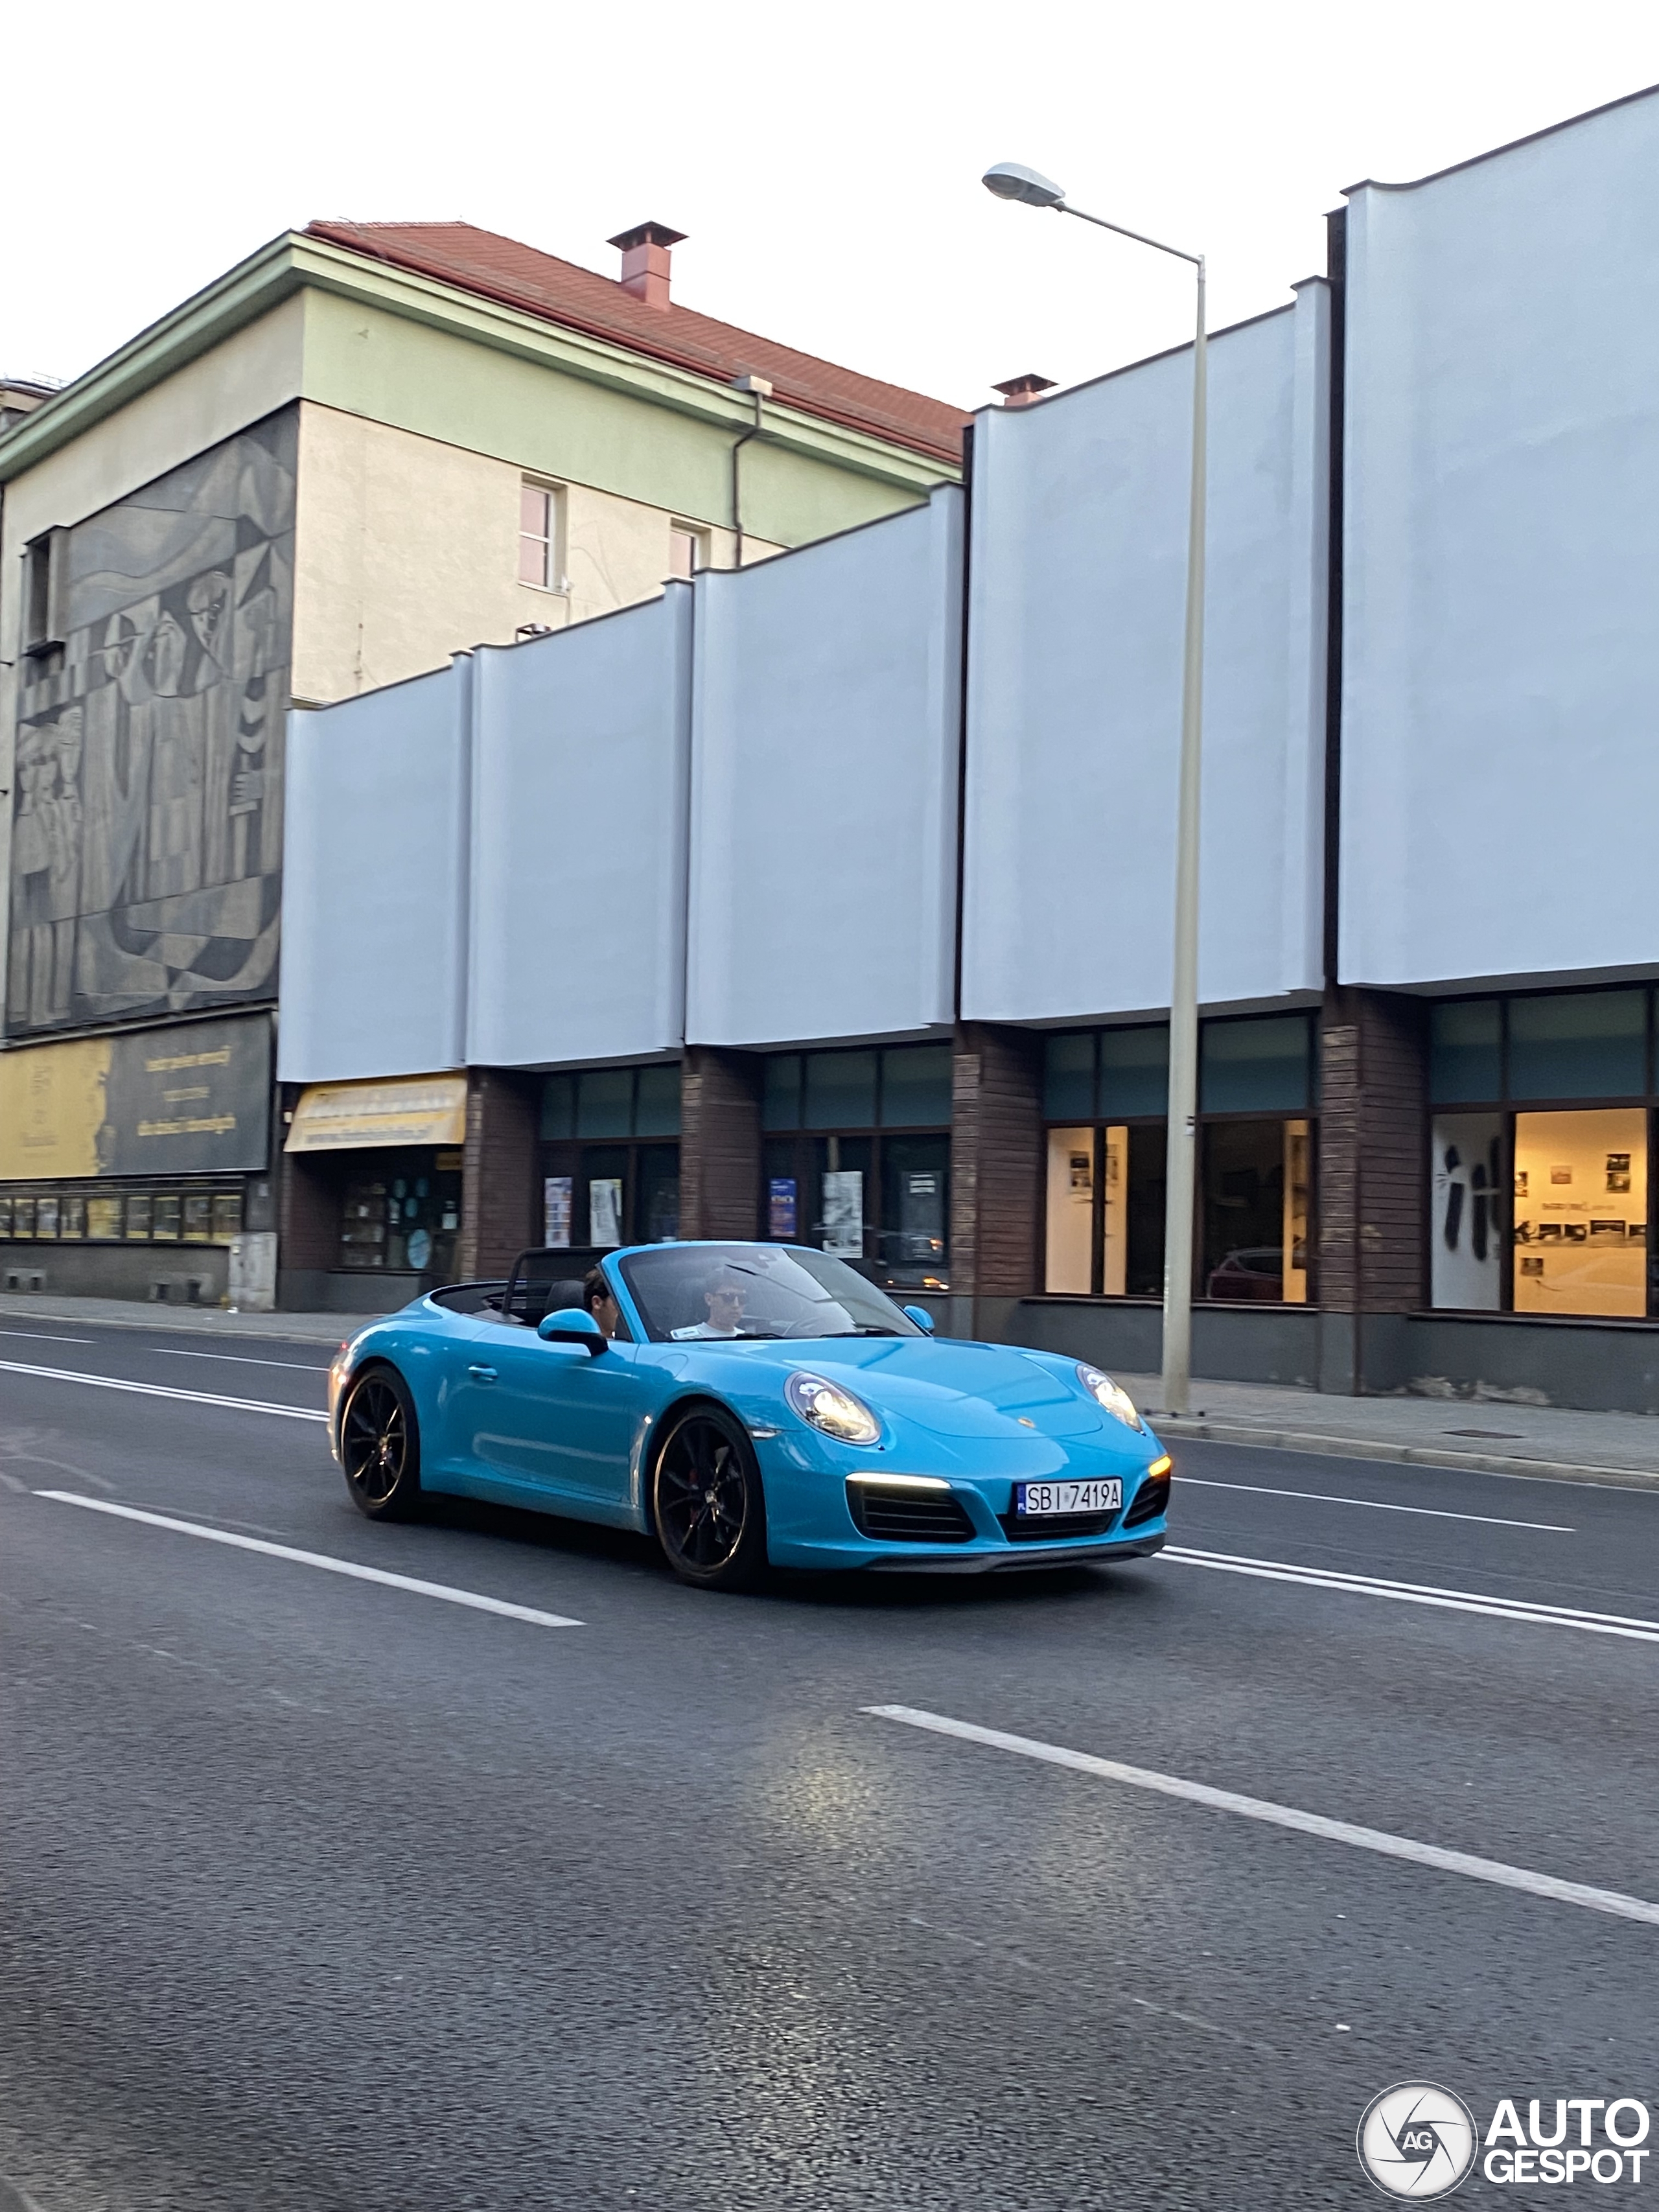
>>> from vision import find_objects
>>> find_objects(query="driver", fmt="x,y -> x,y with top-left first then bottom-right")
670,1266 -> 750,1339
582,1266 -> 623,1340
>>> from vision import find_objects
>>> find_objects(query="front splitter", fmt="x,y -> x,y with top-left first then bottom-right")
865,1533 -> 1167,1576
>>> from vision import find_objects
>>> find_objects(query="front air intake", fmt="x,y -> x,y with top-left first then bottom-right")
846,1483 -> 975,1543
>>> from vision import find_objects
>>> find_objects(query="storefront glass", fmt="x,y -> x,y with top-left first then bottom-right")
540,1065 -> 682,1252
1428,988 -> 1657,1317
338,1151 -> 462,1275
761,1045 -> 951,1288
1513,1108 -> 1646,1318
0,1182 -> 244,1247
1043,1018 -> 1310,1301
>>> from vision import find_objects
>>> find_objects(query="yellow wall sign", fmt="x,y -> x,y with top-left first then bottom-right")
286,1075 -> 468,1153
0,1036 -> 111,1179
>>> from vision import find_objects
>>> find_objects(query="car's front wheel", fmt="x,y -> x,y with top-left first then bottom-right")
651,1405 -> 767,1591
340,1366 -> 423,1520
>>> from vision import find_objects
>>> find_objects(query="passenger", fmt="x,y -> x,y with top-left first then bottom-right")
583,1266 -> 623,1340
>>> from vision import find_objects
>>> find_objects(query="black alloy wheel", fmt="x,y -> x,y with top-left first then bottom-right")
340,1367 -> 423,1520
651,1406 -> 767,1591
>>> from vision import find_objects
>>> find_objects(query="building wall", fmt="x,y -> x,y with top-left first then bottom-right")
961,284 -> 1329,1025
297,286 -> 930,555
685,490 -> 962,1048
1340,87 -> 1659,991
465,588 -> 693,1069
6,412 -> 297,1038
278,660 -> 472,1084
290,401 -> 776,702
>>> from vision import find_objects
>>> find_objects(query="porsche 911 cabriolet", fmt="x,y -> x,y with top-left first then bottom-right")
327,1241 -> 1172,1591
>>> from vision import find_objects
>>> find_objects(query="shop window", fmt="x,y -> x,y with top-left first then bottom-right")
87,1196 -> 122,1240
576,1068 -> 633,1139
1509,991 -> 1645,1102
763,1056 -> 803,1132
1201,1016 -> 1311,1113
0,1198 -> 13,1236
338,1158 -> 460,1276
880,1134 -> 949,1283
1099,1027 -> 1168,1119
1430,1113 -> 1504,1311
183,1194 -> 214,1243
12,1197 -> 34,1239
1201,1120 -> 1308,1301
125,1194 -> 152,1240
36,1195 -> 58,1239
804,1051 -> 877,1132
152,1195 -> 181,1242
1045,1128 -> 1096,1294
1513,1108 -> 1646,1318
211,1193 -> 243,1243
541,1074 -> 576,1141
1429,1001 -> 1501,1104
61,1194 -> 85,1239
635,1065 -> 682,1137
1043,1033 -> 1095,1121
880,1046 -> 952,1128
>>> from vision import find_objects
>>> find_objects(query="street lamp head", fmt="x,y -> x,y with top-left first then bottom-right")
982,161 -> 1066,210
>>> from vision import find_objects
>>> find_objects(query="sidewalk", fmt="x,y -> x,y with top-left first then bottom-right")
2,1287 -> 1656,1489
1113,1369 -> 1659,1491
0,1289 -> 365,1348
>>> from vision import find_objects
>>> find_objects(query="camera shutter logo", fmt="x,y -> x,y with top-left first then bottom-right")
1357,2083 -> 1478,2200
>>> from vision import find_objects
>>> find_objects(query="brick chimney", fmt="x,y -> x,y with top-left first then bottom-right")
993,373 -> 1056,409
609,221 -> 687,309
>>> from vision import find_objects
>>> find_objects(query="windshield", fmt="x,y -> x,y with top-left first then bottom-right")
618,1244 -> 922,1344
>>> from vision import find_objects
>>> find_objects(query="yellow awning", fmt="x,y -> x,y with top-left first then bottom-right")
286,1075 -> 467,1153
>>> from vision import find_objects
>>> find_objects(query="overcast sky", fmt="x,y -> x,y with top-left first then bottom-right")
8,0 -> 1658,412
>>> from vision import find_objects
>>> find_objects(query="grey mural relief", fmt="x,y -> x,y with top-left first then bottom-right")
8,412 -> 296,1034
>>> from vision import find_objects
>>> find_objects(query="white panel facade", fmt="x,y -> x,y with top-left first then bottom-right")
277,664 -> 470,1082
1341,89 -> 1659,989
686,490 -> 962,1047
961,286 -> 1329,1025
465,586 -> 692,1067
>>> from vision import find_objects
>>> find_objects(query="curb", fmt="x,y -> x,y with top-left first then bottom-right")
1150,1415 -> 1659,1493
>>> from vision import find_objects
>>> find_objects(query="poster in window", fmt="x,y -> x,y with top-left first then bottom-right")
821,1170 -> 863,1258
769,1178 -> 797,1239
589,1177 -> 623,1248
1430,1113 -> 1503,1312
543,1176 -> 573,1248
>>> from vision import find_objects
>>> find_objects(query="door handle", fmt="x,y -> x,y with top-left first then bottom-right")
467,1364 -> 498,1383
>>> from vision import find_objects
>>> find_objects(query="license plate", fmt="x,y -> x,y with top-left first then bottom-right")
1014,1478 -> 1122,1517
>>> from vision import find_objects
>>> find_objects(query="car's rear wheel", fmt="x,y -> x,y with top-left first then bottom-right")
340,1366 -> 423,1520
651,1405 -> 767,1591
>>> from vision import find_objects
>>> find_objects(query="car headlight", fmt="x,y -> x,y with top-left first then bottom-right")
785,1371 -> 882,1445
1075,1363 -> 1144,1432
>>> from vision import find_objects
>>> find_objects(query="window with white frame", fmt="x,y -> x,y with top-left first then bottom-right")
519,482 -> 563,589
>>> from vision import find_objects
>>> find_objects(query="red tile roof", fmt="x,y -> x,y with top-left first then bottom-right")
305,220 -> 968,465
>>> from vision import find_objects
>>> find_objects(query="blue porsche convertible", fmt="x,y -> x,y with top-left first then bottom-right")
327,1240 -> 1172,1591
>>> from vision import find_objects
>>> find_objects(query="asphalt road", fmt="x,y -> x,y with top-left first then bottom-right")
4,1314 -> 1658,2210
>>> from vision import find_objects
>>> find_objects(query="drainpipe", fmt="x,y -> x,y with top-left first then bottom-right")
729,375 -> 772,568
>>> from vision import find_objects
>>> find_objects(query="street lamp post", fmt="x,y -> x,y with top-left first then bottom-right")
982,161 -> 1207,1417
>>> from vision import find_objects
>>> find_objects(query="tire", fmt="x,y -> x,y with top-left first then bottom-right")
339,1366 -> 423,1521
650,1404 -> 767,1591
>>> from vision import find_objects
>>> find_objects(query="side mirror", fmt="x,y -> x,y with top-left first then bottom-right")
901,1304 -> 936,1334
537,1307 -> 607,1355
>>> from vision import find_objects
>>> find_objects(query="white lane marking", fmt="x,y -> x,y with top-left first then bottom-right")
1167,1544 -> 1659,1644
152,1348 -> 327,1372
1178,1474 -> 1572,1532
36,1492 -> 583,1627
0,1329 -> 95,1344
865,1705 -> 1659,1929
0,1356 -> 326,1422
